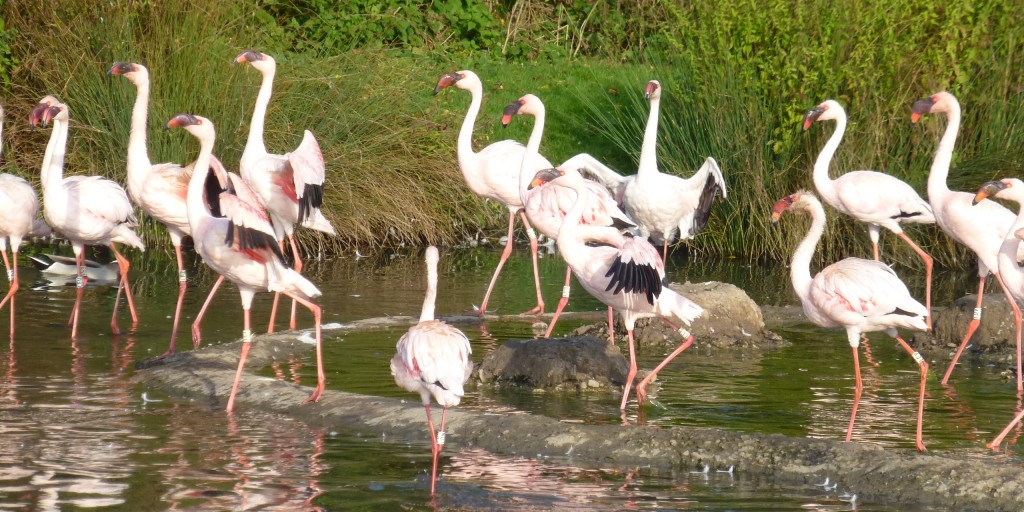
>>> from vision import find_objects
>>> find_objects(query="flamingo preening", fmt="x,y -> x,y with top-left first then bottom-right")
772,190 -> 929,452
391,246 -> 473,495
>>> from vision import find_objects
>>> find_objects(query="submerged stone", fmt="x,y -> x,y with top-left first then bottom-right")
476,336 -> 627,390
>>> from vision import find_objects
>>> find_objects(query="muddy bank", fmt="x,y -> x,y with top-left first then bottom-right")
137,334 -> 1024,511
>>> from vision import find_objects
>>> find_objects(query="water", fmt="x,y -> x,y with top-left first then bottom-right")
0,243 -> 1018,509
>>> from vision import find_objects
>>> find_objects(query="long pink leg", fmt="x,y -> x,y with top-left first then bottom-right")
636,334 -> 694,405
475,212 -> 517,316
283,291 -> 324,403
846,346 -> 864,442
0,250 -> 18,338
287,234 -> 303,330
992,272 -> 1023,391
431,406 -> 450,496
192,275 -> 225,349
161,244 -> 189,357
225,308 -> 253,413
109,244 -> 139,329
520,211 -> 545,315
898,232 -> 934,331
872,241 -> 880,261
607,307 -> 615,346
893,336 -> 929,452
111,274 -> 124,335
989,395 -> 1024,450
422,403 -> 438,494
942,275 -> 987,385
267,240 -> 287,334
619,329 -> 638,410
662,240 -> 668,264
544,266 -> 573,338
70,253 -> 87,340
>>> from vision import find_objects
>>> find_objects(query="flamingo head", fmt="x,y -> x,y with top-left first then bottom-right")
165,113 -> 215,141
29,96 -> 65,128
501,94 -> 542,127
645,80 -> 661,101
911,91 -> 954,124
802,100 -> 842,130
235,49 -> 275,74
433,70 -> 475,95
108,62 -> 148,84
528,167 -> 567,190
973,178 -> 1023,205
771,190 -> 814,223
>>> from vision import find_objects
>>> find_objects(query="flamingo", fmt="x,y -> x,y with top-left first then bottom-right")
574,80 -> 726,262
1,104 -> 49,337
970,179 -> 1024,449
771,190 -> 929,452
110,61 -> 232,356
166,113 -> 325,412
911,91 -> 1024,389
501,94 -> 636,338
527,166 -> 703,411
30,96 -> 144,339
235,49 -> 336,333
803,99 -> 935,330
391,246 -> 473,495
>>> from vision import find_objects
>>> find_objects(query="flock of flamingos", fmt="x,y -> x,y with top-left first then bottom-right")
0,51 -> 1023,493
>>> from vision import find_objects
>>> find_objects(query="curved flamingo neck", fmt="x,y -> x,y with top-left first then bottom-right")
242,65 -> 274,160
1000,195 -> 1024,296
637,95 -> 660,179
419,258 -> 438,322
455,81 -> 482,176
42,118 -> 68,194
126,78 -> 152,199
811,110 -> 847,200
790,199 -> 824,305
518,105 -> 546,201
927,100 -> 961,199
186,130 -> 216,223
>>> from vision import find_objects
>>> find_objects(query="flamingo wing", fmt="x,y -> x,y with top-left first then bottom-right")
210,169 -> 284,264
65,176 -> 137,226
604,235 -> 665,305
811,258 -> 926,319
406,321 -> 473,393
286,130 -> 327,222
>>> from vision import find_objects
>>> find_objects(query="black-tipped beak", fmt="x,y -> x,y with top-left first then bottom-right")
973,180 -> 1008,205
433,73 -> 459,95
166,113 -> 199,130
501,101 -> 523,128
528,168 -> 563,190
235,49 -> 262,64
910,97 -> 937,124
802,107 -> 825,131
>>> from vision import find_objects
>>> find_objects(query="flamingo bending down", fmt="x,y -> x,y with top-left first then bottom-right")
167,113 -> 325,411
803,99 -> 935,329
235,50 -> 336,333
772,191 -> 929,452
31,96 -> 144,339
528,167 -> 703,411
391,246 -> 473,495
501,94 -> 636,338
577,80 -> 727,262
111,61 -> 232,356
911,91 -> 1024,389
971,179 -> 1024,449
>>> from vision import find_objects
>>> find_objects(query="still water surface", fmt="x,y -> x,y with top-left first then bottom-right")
0,244 -> 1018,510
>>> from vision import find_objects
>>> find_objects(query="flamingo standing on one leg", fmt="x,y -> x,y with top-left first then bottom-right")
235,50 -> 336,333
391,246 -> 473,495
167,113 -> 325,412
110,61 -> 232,356
527,167 -> 703,411
911,91 -> 1024,389
30,96 -> 145,339
971,179 -> 1024,449
803,99 -> 935,330
500,94 -> 635,339
772,190 -> 929,451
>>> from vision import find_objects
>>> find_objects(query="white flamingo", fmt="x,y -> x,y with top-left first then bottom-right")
803,99 -> 935,329
30,96 -> 144,339
772,190 -> 929,452
0,104 -> 48,337
575,80 -> 726,261
911,91 -> 1024,389
235,49 -> 336,333
501,93 -> 636,339
971,179 -> 1024,449
391,246 -> 473,495
528,166 -> 703,411
167,113 -> 325,412
110,61 -> 231,356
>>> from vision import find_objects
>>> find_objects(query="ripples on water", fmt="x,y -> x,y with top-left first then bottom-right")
0,246 -> 1014,509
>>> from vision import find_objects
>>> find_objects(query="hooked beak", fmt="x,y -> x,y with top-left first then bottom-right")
910,96 -> 937,124
802,106 -> 825,131
234,49 -> 262,64
973,180 -> 1009,205
528,168 -> 564,190
770,195 -> 795,224
29,102 -> 49,128
108,62 -> 134,76
644,81 -> 659,100
501,100 -> 523,128
165,113 -> 199,130
433,73 -> 459,95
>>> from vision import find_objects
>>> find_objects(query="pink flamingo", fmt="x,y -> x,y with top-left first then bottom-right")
501,94 -> 636,338
31,96 -> 144,339
803,99 -> 935,329
971,179 -> 1024,449
391,246 -> 473,495
527,167 -> 703,411
166,113 -> 325,412
911,91 -> 1024,389
235,50 -> 336,333
772,190 -> 929,451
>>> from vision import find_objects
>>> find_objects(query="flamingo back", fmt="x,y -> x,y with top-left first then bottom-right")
809,258 -> 927,332
393,320 -> 473,408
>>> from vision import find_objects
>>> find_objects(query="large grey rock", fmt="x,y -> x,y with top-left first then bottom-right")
913,293 -> 1019,357
477,336 -> 627,390
572,281 -> 786,349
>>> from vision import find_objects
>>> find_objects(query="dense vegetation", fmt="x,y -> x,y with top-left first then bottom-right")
1,0 -> 1021,267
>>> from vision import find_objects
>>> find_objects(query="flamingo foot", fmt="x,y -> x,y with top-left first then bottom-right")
305,383 -> 325,404
520,304 -> 544,316
191,324 -> 202,349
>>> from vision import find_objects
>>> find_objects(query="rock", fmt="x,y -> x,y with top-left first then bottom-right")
477,336 -> 627,390
573,281 -> 786,349
913,293 -> 1019,358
